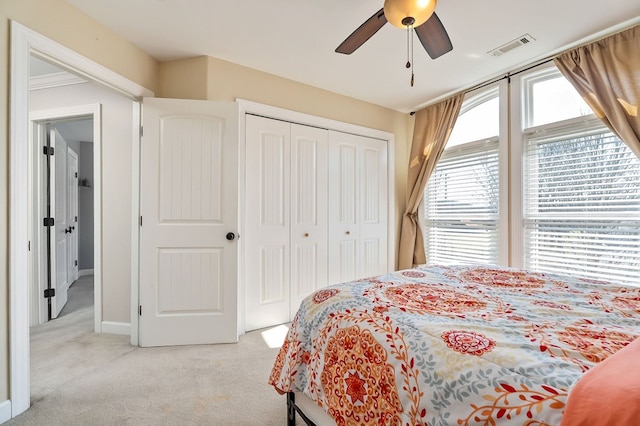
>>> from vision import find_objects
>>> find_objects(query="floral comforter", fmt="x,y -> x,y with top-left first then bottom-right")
268,265 -> 640,426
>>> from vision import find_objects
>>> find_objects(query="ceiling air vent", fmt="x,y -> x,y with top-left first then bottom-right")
488,34 -> 536,57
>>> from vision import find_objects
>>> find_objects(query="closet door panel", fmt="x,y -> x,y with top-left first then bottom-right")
334,240 -> 358,284
359,138 -> 388,277
328,131 -> 389,285
328,132 -> 360,285
290,124 -> 328,315
245,115 -> 290,331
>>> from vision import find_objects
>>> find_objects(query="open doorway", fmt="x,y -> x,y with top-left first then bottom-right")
28,112 -> 95,326
28,52 -> 101,330
27,57 -> 102,408
27,115 -> 99,407
10,21 -> 152,418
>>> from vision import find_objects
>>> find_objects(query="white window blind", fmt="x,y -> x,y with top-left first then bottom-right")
424,138 -> 500,265
523,120 -> 640,285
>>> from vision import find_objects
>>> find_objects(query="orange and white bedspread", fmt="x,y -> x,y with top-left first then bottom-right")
268,265 -> 640,425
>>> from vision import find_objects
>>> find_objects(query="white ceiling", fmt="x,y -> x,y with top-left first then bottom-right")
66,0 -> 640,112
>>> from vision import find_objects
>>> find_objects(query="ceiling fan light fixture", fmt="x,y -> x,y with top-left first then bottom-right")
383,0 -> 437,29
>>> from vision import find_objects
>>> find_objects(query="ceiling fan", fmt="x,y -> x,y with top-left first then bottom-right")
335,0 -> 452,60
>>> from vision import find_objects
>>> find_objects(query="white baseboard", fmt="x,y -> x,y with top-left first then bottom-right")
0,400 -> 12,424
79,269 -> 94,277
101,321 -> 130,336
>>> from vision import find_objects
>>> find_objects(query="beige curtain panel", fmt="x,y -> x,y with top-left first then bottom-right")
398,94 -> 464,270
554,25 -> 640,159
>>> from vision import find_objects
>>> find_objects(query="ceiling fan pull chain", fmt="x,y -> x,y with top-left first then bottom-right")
406,26 -> 411,69
405,25 -> 415,87
411,27 -> 415,87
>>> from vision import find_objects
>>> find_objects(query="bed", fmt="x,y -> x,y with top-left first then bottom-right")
268,264 -> 640,425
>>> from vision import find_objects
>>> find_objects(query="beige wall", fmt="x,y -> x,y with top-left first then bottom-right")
160,56 -> 411,262
1,0 -> 159,408
159,57 -> 209,101
1,0 -> 410,411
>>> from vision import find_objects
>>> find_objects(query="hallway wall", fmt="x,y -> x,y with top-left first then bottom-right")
78,142 -> 94,270
30,81 -> 134,326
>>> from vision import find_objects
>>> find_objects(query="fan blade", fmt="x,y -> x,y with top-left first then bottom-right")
335,8 -> 387,54
415,12 -> 453,59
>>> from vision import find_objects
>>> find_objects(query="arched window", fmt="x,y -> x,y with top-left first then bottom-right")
423,87 -> 502,265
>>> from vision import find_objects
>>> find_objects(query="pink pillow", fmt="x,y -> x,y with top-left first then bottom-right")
561,337 -> 640,426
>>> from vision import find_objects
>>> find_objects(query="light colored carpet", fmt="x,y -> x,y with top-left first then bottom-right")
7,276 -> 294,425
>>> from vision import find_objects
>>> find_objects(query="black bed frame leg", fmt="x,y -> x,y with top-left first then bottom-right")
287,392 -> 296,426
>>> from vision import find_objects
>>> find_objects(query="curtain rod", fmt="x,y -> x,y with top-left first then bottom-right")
409,18 -> 640,115
467,57 -> 555,94
409,56 -> 554,116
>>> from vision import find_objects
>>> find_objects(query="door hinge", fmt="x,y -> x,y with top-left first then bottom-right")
44,288 -> 56,298
43,217 -> 54,227
139,126 -> 143,137
139,305 -> 142,316
75,216 -> 78,222
75,172 -> 78,178
28,241 -> 31,251
140,216 -> 143,227
43,146 -> 54,155
75,260 -> 78,266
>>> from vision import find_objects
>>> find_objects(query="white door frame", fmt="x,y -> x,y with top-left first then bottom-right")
9,21 -> 152,418
30,107 -> 102,326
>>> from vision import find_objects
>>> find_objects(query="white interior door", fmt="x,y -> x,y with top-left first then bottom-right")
139,98 -> 239,347
328,131 -> 388,285
51,128 -> 69,318
67,148 -> 79,284
245,116 -> 329,330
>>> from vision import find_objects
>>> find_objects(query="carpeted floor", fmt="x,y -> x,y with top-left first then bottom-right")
6,275 -> 294,425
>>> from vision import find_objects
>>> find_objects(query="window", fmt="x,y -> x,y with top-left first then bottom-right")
524,70 -> 593,127
521,69 -> 640,285
423,88 -> 502,265
423,64 -> 640,286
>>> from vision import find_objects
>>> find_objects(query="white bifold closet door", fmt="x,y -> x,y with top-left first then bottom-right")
244,115 -> 329,331
327,131 -> 388,285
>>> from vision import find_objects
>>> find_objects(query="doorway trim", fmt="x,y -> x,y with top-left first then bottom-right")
30,106 -> 102,330
10,21 -> 152,418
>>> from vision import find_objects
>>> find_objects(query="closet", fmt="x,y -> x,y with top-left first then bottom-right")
244,114 -> 389,331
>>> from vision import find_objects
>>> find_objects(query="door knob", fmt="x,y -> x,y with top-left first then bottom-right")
226,232 -> 236,241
